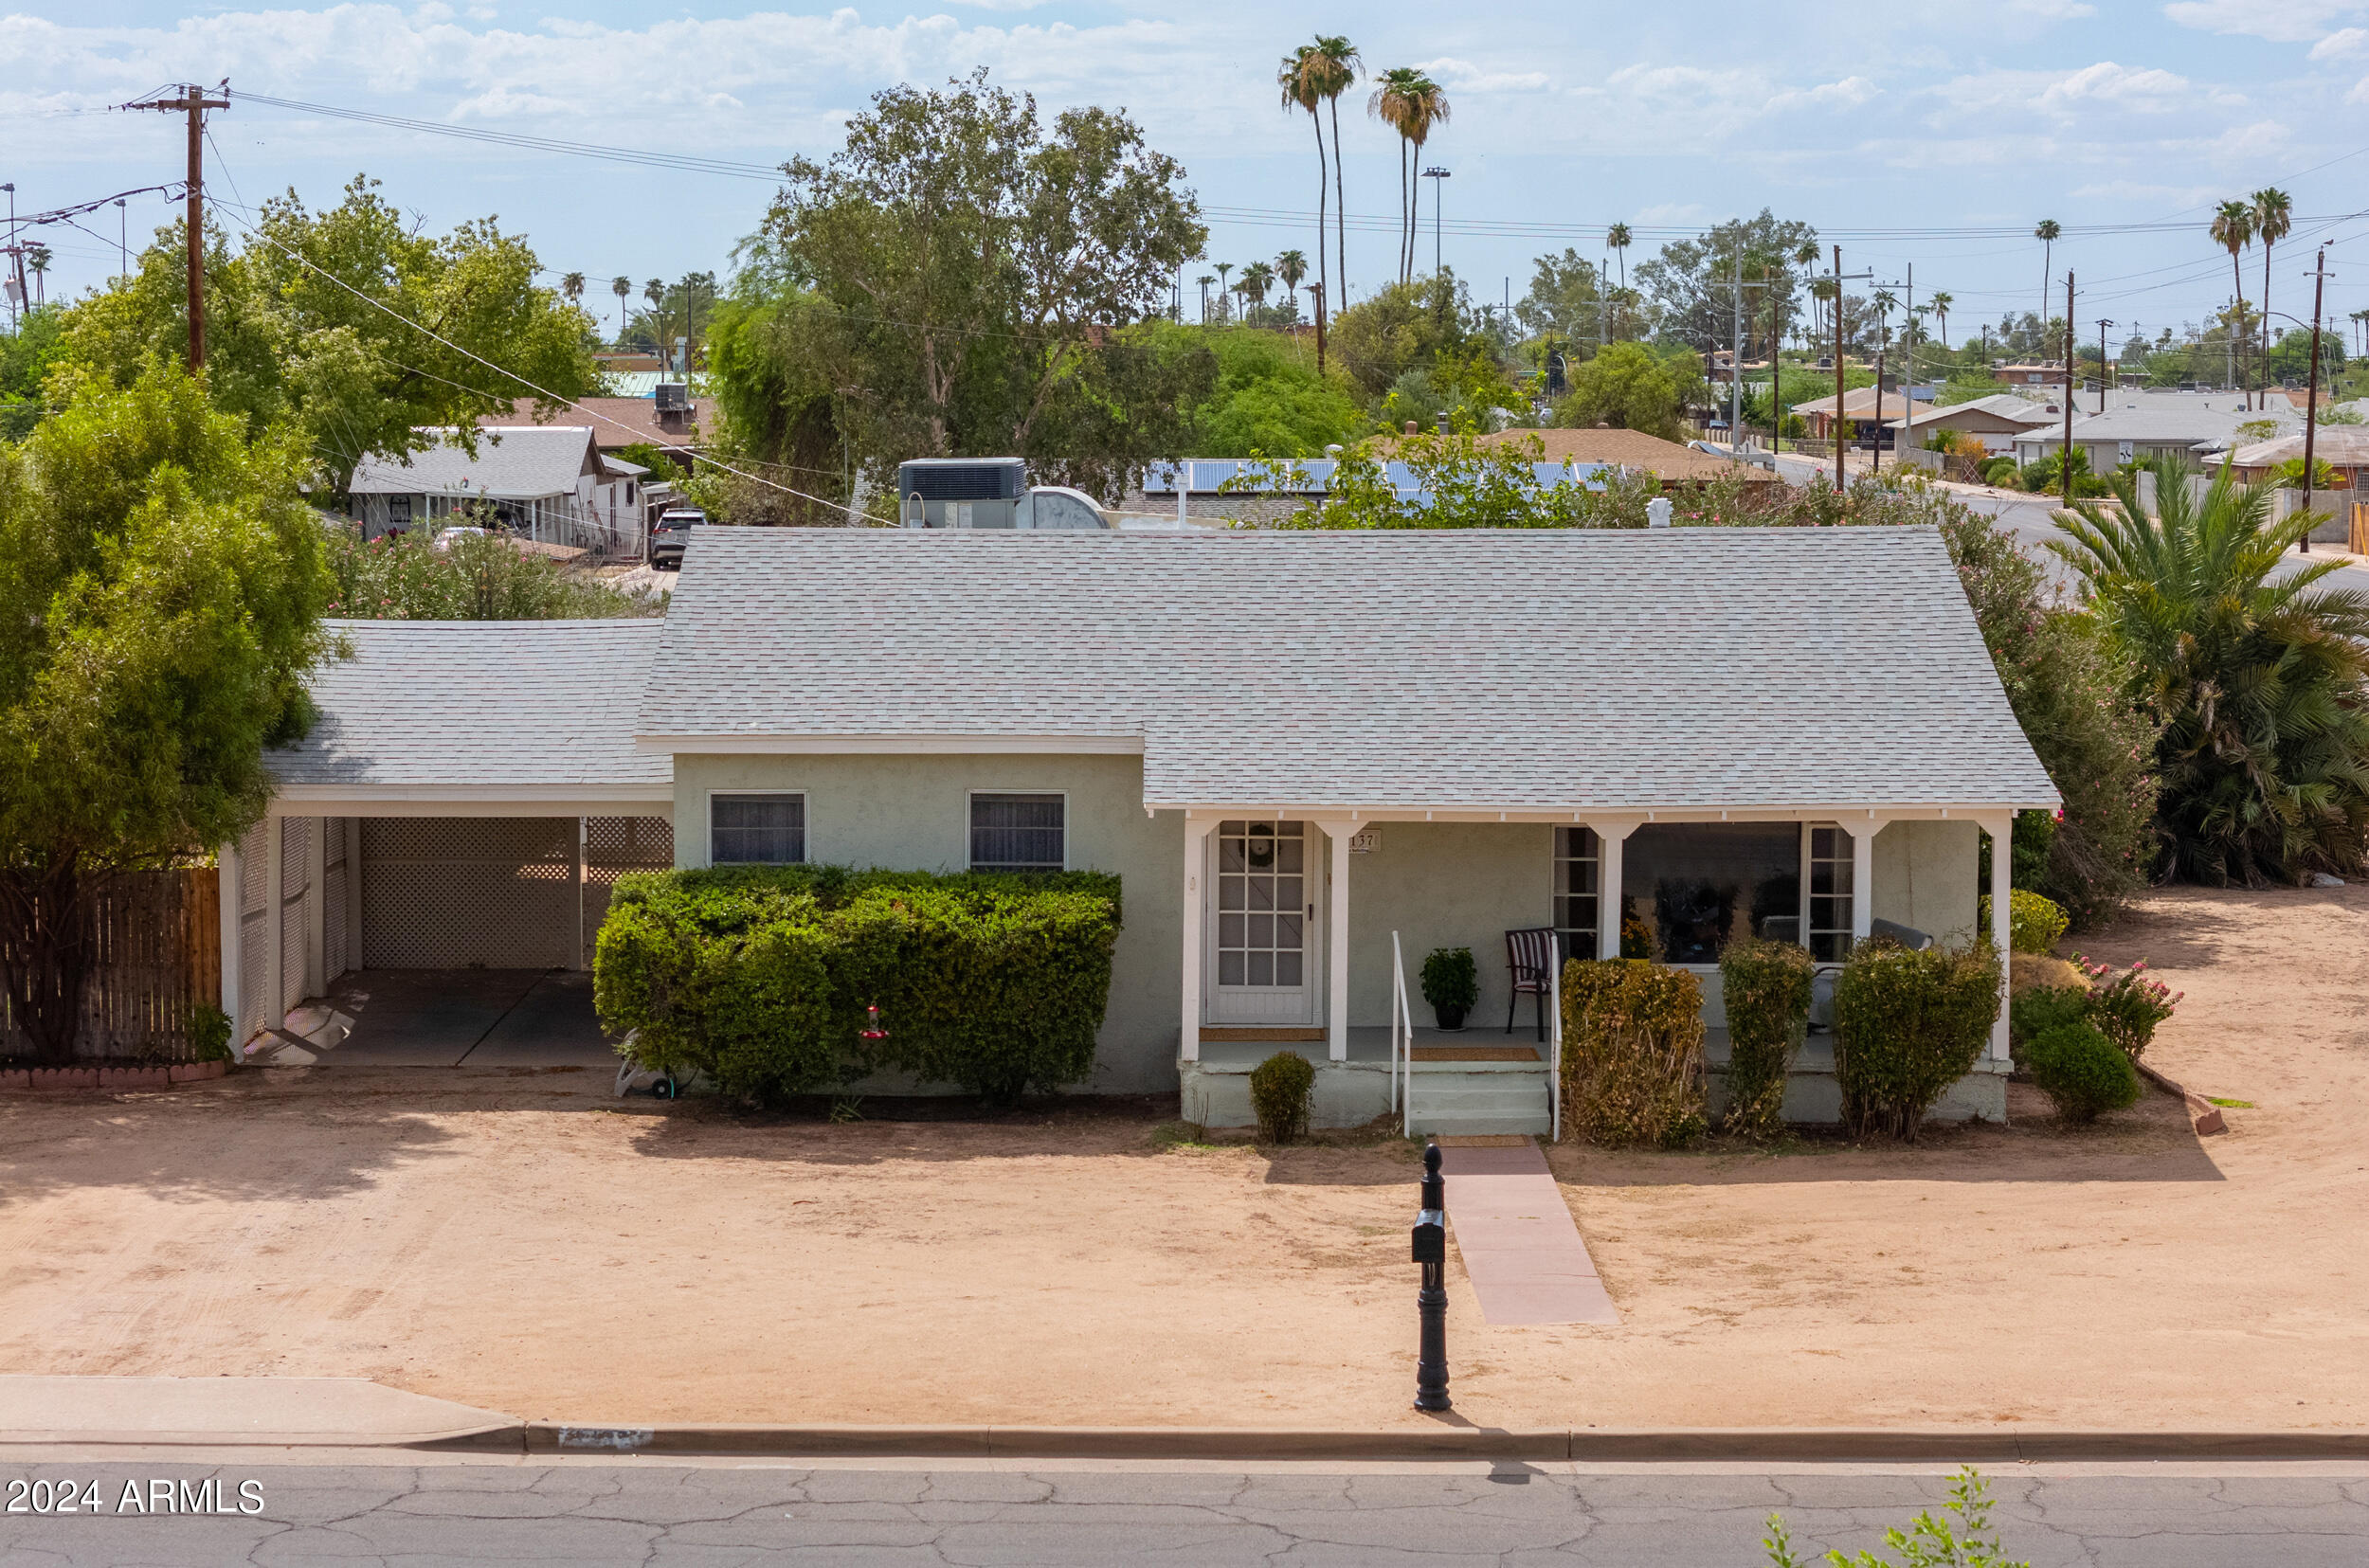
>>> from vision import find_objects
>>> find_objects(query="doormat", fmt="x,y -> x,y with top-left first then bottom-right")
1199,1027 -> 1326,1042
1410,1046 -> 1541,1062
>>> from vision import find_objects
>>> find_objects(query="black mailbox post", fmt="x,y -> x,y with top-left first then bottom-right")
1412,1142 -> 1451,1412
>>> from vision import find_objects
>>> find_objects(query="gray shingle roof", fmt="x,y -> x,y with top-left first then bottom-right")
270,620 -> 672,789
641,529 -> 2057,812
349,426 -> 602,499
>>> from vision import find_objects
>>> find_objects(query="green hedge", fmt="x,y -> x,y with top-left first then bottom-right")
1249,1051 -> 1315,1144
1559,958 -> 1707,1148
1716,938 -> 1815,1141
1831,939 -> 2002,1142
2025,1021 -> 2142,1124
593,865 -> 1123,1105
1978,889 -> 2070,954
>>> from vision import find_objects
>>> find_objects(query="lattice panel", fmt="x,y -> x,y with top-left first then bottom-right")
361,818 -> 576,969
323,856 -> 348,982
280,817 -> 314,899
239,821 -> 269,918
581,816 -> 675,968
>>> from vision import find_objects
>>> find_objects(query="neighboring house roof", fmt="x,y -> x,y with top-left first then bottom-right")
636,529 -> 2056,814
2012,404 -> 2296,449
1886,394 -> 2055,431
1474,427 -> 1779,482
1789,387 -> 1935,421
484,396 -> 713,451
349,426 -> 609,499
267,621 -> 672,803
2229,429 -> 2369,469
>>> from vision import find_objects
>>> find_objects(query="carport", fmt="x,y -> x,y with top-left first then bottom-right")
231,619 -> 674,1056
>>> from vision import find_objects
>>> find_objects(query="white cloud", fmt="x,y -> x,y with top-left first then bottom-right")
1634,202 -> 1706,226
1414,57 -> 1550,94
2161,0 -> 2363,45
2310,26 -> 2369,56
2037,61 -> 2194,110
2004,0 -> 2097,16
1767,75 -> 1878,110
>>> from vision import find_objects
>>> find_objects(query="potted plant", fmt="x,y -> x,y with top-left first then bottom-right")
1420,946 -> 1478,1032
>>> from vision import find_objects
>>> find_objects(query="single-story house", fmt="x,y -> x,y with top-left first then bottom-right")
1790,386 -> 1934,444
2009,403 -> 2299,472
1995,362 -> 2073,389
1884,394 -> 2056,455
480,393 -> 713,474
1475,427 -> 1781,489
2227,428 -> 2369,491
349,426 -> 646,555
241,527 -> 2054,1134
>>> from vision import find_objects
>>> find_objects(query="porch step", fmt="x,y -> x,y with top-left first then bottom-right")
1403,1067 -> 1554,1138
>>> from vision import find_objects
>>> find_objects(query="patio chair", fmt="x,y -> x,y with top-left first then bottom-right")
1505,927 -> 1557,1041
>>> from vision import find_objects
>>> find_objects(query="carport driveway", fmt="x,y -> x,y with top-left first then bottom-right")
322,969 -> 616,1068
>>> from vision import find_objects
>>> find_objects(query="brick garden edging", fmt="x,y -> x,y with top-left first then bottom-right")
2134,1058 -> 2227,1136
0,1059 -> 229,1092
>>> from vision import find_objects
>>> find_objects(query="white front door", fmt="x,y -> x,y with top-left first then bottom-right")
1205,819 -> 1318,1026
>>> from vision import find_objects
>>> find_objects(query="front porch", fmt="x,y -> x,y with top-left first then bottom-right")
1181,1028 -> 1554,1137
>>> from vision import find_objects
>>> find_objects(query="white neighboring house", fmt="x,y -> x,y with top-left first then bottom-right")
348,426 -> 648,555
2010,401 -> 2303,472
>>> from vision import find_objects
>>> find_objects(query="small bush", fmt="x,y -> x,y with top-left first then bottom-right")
1832,939 -> 2003,1142
1978,889 -> 2070,953
1717,938 -> 1815,1140
1766,1466 -> 2028,1568
2025,1021 -> 2142,1124
594,865 -> 1122,1106
1420,946 -> 1478,1013
2008,983 -> 2089,1055
1248,1052 -> 1315,1144
187,1004 -> 234,1063
1560,959 -> 1707,1148
2072,954 -> 2180,1059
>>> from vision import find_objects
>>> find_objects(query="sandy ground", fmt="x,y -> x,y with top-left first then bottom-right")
1,884 -> 2362,1433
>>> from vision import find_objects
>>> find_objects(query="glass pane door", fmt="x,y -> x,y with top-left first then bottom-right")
1207,820 -> 1315,1024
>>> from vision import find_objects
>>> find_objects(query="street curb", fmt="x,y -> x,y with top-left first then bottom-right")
449,1424 -> 2369,1462
2134,1058 -> 2228,1135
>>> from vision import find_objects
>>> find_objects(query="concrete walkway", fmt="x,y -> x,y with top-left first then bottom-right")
0,1376 -> 514,1448
1438,1139 -> 1619,1326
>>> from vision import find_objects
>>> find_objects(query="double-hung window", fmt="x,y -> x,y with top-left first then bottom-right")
970,793 -> 1065,873
1552,826 -> 1600,964
711,793 -> 805,865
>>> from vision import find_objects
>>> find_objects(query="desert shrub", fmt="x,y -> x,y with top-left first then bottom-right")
1717,938 -> 1814,1140
2071,954 -> 2180,1059
1248,1051 -> 1315,1144
2009,952 -> 2086,996
594,866 -> 1122,1105
2008,984 -> 2089,1055
187,1003 -> 234,1063
2025,1021 -> 2142,1124
1559,959 -> 1707,1148
1978,889 -> 2070,953
1831,939 -> 2003,1141
324,523 -> 663,620
1420,946 -> 1478,1016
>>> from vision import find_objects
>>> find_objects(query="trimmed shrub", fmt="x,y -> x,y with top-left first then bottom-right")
2008,984 -> 2089,1056
1717,938 -> 1815,1141
1420,946 -> 1478,1018
1249,1051 -> 1315,1144
1831,939 -> 2004,1142
2072,954 -> 2180,1060
1978,889 -> 2070,953
1560,959 -> 1707,1148
2025,1021 -> 2142,1124
593,866 -> 1122,1106
187,1003 -> 233,1063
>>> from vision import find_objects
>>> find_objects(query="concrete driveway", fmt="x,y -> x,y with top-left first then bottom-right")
316,969 -> 616,1069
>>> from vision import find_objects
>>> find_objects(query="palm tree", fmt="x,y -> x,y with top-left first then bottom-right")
1368,67 -> 1424,283
1275,248 -> 1308,300
1213,261 -> 1234,322
560,271 -> 585,311
611,276 -> 631,341
1931,290 -> 1954,350
1810,275 -> 1838,348
2353,307 -> 2369,357
1791,239 -> 1820,353
2210,201 -> 2254,399
1239,261 -> 1275,319
1872,288 -> 1898,350
1606,223 -> 1632,295
643,278 -> 668,367
2050,456 -> 2369,885
2251,187 -> 2292,408
2034,218 -> 2061,328
1306,36 -> 1361,299
1279,45 -> 1329,351
1196,273 -> 1215,323
26,244 -> 48,307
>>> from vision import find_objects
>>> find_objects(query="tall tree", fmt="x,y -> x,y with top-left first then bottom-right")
1279,45 -> 1329,355
1606,222 -> 1632,294
611,274 -> 630,341
1368,67 -> 1424,283
2251,187 -> 2292,407
1930,290 -> 1953,350
0,365 -> 332,1063
1275,248 -> 1308,303
1633,210 -> 1815,356
643,278 -> 668,367
1239,261 -> 1275,315
2210,200 -> 2253,401
1307,37 -> 1361,301
560,271 -> 585,311
2034,218 -> 2061,330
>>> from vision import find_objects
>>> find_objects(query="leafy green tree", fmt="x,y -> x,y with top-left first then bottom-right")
1514,247 -> 1607,342
2266,325 -> 2344,387
1552,341 -> 1697,439
0,306 -> 64,440
2052,458 -> 2369,884
60,175 -> 592,497
1328,274 -> 1487,403
1156,324 -> 1359,456
0,366 -> 333,1064
1631,209 -> 1817,357
732,68 -> 1206,501
325,526 -> 661,621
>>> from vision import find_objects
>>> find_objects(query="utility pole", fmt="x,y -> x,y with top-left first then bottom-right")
115,197 -> 127,281
2301,246 -> 2329,554
1900,262 -> 1912,468
2095,319 -> 2114,414
2,184 -> 16,330
1833,245 -> 1846,492
1423,168 -> 1450,279
2061,272 -> 2076,505
1872,349 -> 1886,477
1309,280 -> 1327,379
1767,259 -> 1783,454
125,81 -> 229,371
1729,243 -> 1743,449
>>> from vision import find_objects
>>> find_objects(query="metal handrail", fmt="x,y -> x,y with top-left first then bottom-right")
1547,947 -> 1564,1143
1391,929 -> 1415,1138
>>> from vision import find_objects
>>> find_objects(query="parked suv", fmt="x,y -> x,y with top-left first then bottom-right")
647,507 -> 706,570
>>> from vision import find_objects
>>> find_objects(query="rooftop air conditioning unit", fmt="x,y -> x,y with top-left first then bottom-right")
655,381 -> 692,413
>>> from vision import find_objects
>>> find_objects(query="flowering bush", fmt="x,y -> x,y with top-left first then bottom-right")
2073,954 -> 2180,1059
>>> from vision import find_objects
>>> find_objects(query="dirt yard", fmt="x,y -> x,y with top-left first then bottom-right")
2,884 -> 2362,1433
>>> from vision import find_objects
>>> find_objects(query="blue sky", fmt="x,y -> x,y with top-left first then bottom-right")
5,0 -> 2368,343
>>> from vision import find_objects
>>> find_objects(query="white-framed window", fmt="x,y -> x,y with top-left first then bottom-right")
970,792 -> 1065,873
710,792 -> 805,865
1553,825 -> 1600,964
1805,824 -> 1855,962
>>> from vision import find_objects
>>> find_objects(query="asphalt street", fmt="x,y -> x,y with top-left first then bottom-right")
3,1460 -> 2366,1566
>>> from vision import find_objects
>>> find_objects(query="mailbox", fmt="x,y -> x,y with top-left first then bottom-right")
1412,1208 -> 1445,1264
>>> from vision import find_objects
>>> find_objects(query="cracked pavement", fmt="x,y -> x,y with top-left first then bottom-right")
2,1462 -> 2367,1565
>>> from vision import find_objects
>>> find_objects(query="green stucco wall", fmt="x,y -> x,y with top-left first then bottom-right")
1872,820 -> 1982,948
1340,821 -> 1555,1030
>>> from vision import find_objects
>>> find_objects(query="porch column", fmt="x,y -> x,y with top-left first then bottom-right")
262,812 -> 284,1029
1327,821 -> 1349,1062
1591,819 -> 1639,960
1850,817 -> 1876,947
1985,812 -> 2014,1063
1180,814 -> 1215,1061
216,838 -> 243,1039
304,816 -> 328,999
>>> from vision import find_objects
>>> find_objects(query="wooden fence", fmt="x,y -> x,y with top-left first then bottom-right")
0,868 -> 221,1060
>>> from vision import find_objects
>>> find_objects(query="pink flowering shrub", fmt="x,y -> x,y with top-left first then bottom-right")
2072,954 -> 2181,1059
